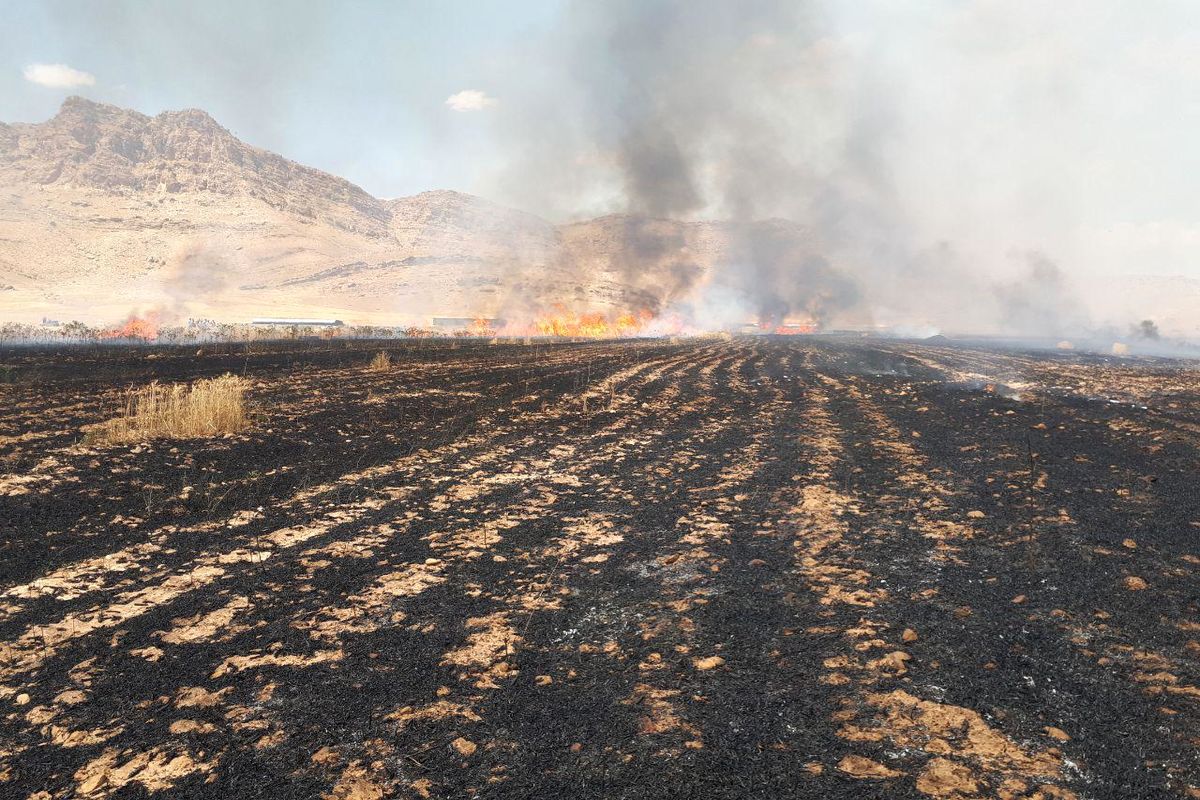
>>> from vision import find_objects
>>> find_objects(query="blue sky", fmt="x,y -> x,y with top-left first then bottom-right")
0,0 -> 563,198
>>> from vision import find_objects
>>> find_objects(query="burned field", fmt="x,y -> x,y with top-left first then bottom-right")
1,337 -> 1198,799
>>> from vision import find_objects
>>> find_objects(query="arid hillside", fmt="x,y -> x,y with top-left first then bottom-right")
0,98 -> 753,327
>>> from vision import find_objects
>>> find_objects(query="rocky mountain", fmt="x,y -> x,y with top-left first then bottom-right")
0,97 -> 389,236
0,97 -> 729,326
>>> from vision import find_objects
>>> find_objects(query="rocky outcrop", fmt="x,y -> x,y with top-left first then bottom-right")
0,97 -> 389,236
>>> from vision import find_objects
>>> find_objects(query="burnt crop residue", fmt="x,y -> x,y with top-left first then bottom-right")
0,337 -> 1198,798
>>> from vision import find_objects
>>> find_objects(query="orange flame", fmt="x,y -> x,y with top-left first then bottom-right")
102,311 -> 161,341
504,307 -> 653,339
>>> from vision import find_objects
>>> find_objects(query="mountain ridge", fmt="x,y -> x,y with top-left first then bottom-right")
0,97 -> 761,326
1,96 -> 390,236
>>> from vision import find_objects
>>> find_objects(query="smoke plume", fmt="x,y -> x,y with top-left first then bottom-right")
162,239 -> 237,320
490,0 -> 901,329
992,251 -> 1089,338
490,0 -> 1112,337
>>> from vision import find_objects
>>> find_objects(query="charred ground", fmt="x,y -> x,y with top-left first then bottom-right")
0,337 -> 1197,799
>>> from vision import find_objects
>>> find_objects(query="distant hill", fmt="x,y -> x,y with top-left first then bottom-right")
0,97 -> 750,327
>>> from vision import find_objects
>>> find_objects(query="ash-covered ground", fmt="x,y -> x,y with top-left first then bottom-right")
0,337 -> 1197,799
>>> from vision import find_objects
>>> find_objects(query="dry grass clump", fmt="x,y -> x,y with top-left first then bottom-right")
368,351 -> 392,371
85,374 -> 250,444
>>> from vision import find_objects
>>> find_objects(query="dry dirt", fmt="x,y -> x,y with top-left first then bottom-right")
0,336 -> 1197,798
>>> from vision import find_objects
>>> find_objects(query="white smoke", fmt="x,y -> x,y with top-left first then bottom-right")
482,0 -> 1195,338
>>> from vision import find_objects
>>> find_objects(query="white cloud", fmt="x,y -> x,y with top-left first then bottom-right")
445,89 -> 497,112
23,63 -> 96,88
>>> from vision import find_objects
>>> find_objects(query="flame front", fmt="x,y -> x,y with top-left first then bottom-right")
102,311 -> 161,341
530,308 -> 652,338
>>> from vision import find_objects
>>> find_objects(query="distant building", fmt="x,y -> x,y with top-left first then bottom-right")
251,318 -> 344,327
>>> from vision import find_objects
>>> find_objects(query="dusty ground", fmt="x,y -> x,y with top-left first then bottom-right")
0,336 -> 1197,799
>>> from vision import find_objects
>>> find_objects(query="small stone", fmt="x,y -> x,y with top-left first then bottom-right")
837,755 -> 901,779
901,628 -> 919,643
1124,576 -> 1148,591
916,758 -> 977,796
78,772 -> 106,794
569,742 -> 582,753
1122,538 -> 1137,549
14,693 -> 30,706
693,656 -> 725,671
967,510 -> 986,519
54,690 -> 87,705
1044,726 -> 1070,742
748,558 -> 767,567
535,675 -> 553,686
1011,595 -> 1027,604
311,746 -> 340,765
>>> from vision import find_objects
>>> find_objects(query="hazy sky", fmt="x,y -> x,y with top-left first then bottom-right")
0,0 -> 563,198
3,0 -> 1199,282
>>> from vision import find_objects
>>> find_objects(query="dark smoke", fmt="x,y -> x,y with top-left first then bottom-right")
1134,319 -> 1160,340
729,221 -> 859,328
992,251 -> 1088,337
495,0 -> 889,327
607,219 -> 702,314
